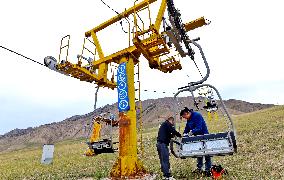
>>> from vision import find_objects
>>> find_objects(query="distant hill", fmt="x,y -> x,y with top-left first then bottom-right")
1,105 -> 283,179
0,97 -> 274,152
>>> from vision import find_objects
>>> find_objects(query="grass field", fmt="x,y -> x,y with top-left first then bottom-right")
0,106 -> 284,180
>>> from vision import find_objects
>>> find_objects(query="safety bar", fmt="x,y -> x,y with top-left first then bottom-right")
170,139 -> 181,158
170,130 -> 237,158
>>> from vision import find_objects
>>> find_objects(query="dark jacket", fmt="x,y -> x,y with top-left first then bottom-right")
184,111 -> 209,135
157,120 -> 181,145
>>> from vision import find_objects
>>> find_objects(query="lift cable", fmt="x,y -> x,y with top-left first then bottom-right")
0,45 -> 45,66
100,0 -> 129,33
0,45 -> 177,95
192,58 -> 204,78
100,0 -> 120,14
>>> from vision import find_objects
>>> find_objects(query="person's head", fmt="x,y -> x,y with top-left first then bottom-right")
167,116 -> 175,125
180,107 -> 192,119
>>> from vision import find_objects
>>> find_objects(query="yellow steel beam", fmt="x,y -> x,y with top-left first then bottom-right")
91,32 -> 108,81
91,32 -> 104,58
150,0 -> 167,72
91,46 -> 139,68
57,62 -> 116,89
185,16 -> 207,32
85,0 -> 158,37
154,0 -> 167,30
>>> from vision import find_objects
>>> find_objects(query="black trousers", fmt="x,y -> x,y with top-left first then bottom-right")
156,142 -> 171,177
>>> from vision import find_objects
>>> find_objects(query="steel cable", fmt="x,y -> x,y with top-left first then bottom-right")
0,45 -> 45,66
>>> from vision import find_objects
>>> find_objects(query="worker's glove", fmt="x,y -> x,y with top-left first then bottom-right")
183,133 -> 188,137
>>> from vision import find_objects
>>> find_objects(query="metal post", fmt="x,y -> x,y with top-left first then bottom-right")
110,114 -> 113,144
94,86 -> 99,110
110,56 -> 146,178
138,62 -> 144,157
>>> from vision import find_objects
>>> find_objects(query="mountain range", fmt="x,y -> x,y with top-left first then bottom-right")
0,97 -> 274,152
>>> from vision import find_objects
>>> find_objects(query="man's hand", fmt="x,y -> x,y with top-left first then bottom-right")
183,131 -> 193,137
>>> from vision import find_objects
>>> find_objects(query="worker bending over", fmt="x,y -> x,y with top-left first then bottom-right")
180,107 -> 212,177
157,117 -> 182,179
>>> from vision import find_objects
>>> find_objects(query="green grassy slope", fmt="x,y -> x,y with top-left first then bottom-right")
0,106 -> 283,180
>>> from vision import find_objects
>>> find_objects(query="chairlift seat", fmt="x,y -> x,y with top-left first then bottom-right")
203,102 -> 218,112
171,131 -> 237,158
87,139 -> 118,154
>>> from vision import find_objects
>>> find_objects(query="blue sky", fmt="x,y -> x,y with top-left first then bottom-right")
0,0 -> 284,134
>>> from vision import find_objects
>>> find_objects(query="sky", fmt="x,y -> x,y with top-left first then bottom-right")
0,0 -> 283,135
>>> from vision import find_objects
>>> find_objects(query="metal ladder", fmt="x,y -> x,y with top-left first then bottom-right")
58,35 -> 70,63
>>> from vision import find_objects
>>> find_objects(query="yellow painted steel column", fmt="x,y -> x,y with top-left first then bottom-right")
91,32 -> 108,82
110,56 -> 146,178
154,0 -> 167,30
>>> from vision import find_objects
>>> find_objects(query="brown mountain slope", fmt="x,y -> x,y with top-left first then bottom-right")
0,97 -> 274,152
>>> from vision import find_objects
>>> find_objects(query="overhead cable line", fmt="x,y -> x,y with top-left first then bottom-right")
135,88 -> 177,95
0,45 -> 45,66
192,58 -> 204,78
99,0 -> 143,33
100,0 -> 120,14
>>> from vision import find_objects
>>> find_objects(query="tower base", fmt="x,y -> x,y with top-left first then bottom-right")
110,156 -> 146,178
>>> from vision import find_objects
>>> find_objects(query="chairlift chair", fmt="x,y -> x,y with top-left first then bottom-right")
168,37 -> 237,158
87,138 -> 118,155
85,113 -> 119,156
170,84 -> 237,158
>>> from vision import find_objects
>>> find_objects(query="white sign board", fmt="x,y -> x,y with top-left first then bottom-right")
41,144 -> 54,165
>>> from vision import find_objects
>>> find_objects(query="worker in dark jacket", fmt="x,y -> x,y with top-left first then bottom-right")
180,107 -> 212,177
157,117 -> 182,179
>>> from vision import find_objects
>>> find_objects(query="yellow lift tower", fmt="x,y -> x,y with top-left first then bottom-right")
44,0 -> 208,178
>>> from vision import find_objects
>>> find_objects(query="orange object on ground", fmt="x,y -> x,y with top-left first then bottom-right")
211,165 -> 227,179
